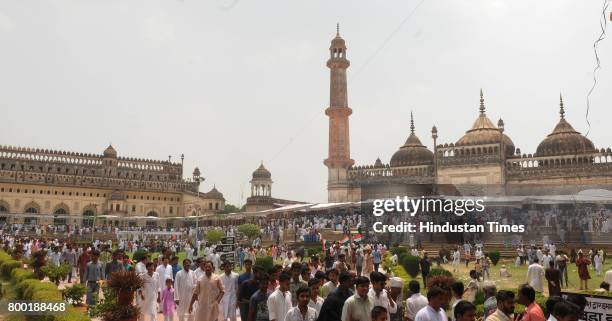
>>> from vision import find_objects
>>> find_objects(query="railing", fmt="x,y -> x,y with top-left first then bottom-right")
0,169 -> 198,193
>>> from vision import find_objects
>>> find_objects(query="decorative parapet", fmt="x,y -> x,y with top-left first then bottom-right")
348,163 -> 433,179
505,149 -> 612,178
0,145 -> 194,193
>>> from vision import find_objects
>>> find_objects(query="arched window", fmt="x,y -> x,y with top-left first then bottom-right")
54,208 -> 67,215
83,210 -> 95,227
146,211 -> 158,217
25,207 -> 38,214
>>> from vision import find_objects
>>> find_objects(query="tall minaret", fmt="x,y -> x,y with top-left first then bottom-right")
324,24 -> 354,202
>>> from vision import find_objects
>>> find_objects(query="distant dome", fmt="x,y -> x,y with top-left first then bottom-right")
535,96 -> 596,157
103,145 -> 117,158
205,186 -> 224,200
252,163 -> 271,179
193,167 -> 201,177
455,91 -> 515,156
390,113 -> 434,167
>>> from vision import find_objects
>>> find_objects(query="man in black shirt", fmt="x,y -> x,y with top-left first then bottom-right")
248,273 -> 271,321
239,266 -> 263,321
316,271 -> 354,321
420,252 -> 431,288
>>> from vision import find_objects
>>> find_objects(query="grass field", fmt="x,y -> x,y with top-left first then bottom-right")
428,258 -> 612,294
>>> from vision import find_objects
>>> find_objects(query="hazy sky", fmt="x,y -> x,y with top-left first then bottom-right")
0,0 -> 610,206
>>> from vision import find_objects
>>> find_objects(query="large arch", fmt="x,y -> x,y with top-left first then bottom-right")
23,202 -> 40,214
146,211 -> 158,227
0,200 -> 9,213
53,203 -> 70,215
82,209 -> 95,227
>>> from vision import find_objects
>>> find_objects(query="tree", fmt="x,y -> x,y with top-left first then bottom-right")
221,203 -> 242,214
205,229 -> 225,243
238,223 -> 261,239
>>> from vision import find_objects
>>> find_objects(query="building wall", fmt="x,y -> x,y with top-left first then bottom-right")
437,164 -> 503,186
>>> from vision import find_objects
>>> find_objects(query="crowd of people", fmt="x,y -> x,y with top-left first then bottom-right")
1,204 -> 612,321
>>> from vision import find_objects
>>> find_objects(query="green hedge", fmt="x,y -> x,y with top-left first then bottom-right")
1,250 -> 91,321
489,251 -> 501,266
0,251 -> 13,265
429,267 -> 453,278
11,268 -> 36,284
55,307 -> 90,321
1,260 -> 23,279
15,279 -> 59,300
383,253 -> 413,300
12,278 -> 88,321
390,247 -> 409,257
399,253 -> 420,278
255,256 -> 274,272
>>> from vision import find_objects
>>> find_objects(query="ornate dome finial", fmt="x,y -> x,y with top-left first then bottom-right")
410,111 -> 415,134
336,23 -> 340,36
559,93 -> 565,119
479,88 -> 485,115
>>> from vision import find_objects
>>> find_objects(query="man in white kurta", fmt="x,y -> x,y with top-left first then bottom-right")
594,254 -> 603,276
189,261 -> 224,321
175,259 -> 198,321
156,257 -> 174,293
137,263 -> 159,321
526,260 -> 545,292
219,262 -> 239,321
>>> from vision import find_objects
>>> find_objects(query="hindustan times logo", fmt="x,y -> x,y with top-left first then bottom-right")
371,196 -> 485,217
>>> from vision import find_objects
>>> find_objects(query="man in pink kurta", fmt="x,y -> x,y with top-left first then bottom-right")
189,261 -> 224,321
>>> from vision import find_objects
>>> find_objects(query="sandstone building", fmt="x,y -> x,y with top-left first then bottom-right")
324,29 -> 612,202
0,145 -> 225,227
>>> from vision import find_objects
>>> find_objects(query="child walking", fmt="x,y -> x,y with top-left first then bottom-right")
160,278 -> 176,321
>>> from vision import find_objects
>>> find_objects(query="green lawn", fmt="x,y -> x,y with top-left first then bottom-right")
429,258 -> 612,294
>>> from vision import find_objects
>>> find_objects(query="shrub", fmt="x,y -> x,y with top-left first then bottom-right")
399,254 -> 420,278
132,249 -> 149,263
489,251 -> 501,266
254,256 -> 274,272
26,283 -> 59,301
106,270 -> 144,293
32,289 -> 62,301
390,247 -> 409,257
102,304 -> 139,321
0,251 -> 12,265
1,260 -> 23,279
63,283 -> 87,306
429,267 -> 453,278
475,304 -> 485,317
238,224 -> 261,239
205,229 -> 225,243
474,290 -> 485,305
55,307 -> 91,321
11,268 -> 35,284
307,247 -> 323,257
41,264 -> 71,285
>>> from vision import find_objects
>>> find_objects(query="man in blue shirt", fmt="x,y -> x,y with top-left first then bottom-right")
171,256 -> 181,280
238,259 -> 253,285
